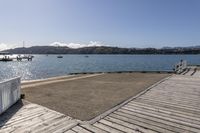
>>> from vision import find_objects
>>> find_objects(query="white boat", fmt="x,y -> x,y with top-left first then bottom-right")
0,52 -> 34,61
0,52 -> 13,61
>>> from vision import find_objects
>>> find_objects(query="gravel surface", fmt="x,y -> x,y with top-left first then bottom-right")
21,73 -> 170,120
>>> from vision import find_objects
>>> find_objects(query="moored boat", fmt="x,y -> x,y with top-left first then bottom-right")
0,56 -> 13,61
57,55 -> 63,58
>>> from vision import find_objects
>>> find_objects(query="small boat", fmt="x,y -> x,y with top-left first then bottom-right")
85,55 -> 89,58
22,55 -> 34,61
0,56 -> 13,61
17,55 -> 23,61
57,55 -> 63,58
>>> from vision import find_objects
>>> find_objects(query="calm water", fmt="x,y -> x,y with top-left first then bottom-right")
0,54 -> 200,81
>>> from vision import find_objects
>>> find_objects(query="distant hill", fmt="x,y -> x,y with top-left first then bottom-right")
2,46 -> 200,54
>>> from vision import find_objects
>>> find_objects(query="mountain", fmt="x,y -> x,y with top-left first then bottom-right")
2,46 -> 200,54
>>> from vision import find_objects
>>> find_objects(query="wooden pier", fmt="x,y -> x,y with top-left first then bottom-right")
0,101 -> 78,133
0,68 -> 200,132
65,70 -> 200,133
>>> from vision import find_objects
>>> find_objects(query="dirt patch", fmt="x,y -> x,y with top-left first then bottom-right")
21,73 -> 170,120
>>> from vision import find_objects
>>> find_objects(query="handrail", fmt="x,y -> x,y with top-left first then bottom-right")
0,77 -> 21,115
174,60 -> 187,74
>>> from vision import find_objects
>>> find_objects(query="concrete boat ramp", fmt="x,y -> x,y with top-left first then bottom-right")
1,70 -> 200,132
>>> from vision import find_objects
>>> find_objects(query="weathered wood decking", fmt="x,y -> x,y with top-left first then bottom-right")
65,72 -> 200,133
184,66 -> 200,77
1,70 -> 200,133
0,101 -> 78,133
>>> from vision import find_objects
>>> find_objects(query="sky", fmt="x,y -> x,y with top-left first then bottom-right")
0,0 -> 200,50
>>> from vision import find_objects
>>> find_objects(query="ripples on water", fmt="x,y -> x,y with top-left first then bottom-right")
0,54 -> 200,81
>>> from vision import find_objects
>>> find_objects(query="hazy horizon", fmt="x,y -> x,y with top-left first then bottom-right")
0,0 -> 200,50
1,41 -> 200,52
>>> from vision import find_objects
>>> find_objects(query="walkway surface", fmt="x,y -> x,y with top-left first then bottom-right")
0,101 -> 78,133
1,71 -> 200,133
21,73 -> 168,120
183,66 -> 200,77
66,72 -> 200,133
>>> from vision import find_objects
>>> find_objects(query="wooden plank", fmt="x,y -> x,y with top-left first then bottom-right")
0,103 -> 77,133
93,122 -> 124,133
136,98 -> 200,114
115,110 -> 186,133
184,69 -> 194,76
137,97 -> 200,112
1,112 -> 52,132
0,105 -> 44,121
163,80 -> 200,86
146,88 -> 200,98
153,85 -> 200,93
137,98 -> 200,109
129,101 -> 200,120
81,124 -> 108,133
2,112 -> 58,133
145,84 -> 200,93
164,77 -> 200,82
0,111 -> 46,128
109,113 -> 174,133
104,116 -> 157,133
135,99 -> 200,117
99,119 -> 137,133
170,75 -> 200,80
146,92 -> 200,101
193,71 -> 200,77
12,114 -> 65,133
155,86 -> 200,94
118,108 -> 200,132
124,104 -> 200,125
40,120 -> 77,133
115,110 -> 191,132
72,126 -> 92,133
140,96 -> 200,108
34,118 -> 75,133
53,122 -> 79,133
142,95 -> 200,105
64,130 -> 77,133
151,83 -> 200,92
1,108 -> 47,124
29,116 -> 67,132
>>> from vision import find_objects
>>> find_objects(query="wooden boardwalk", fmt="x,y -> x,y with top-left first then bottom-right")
66,73 -> 200,133
1,71 -> 200,133
0,102 -> 78,133
183,66 -> 200,77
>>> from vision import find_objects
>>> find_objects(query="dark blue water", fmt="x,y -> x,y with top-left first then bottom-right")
0,54 -> 200,81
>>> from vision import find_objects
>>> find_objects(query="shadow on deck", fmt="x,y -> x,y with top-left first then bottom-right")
0,100 -> 24,129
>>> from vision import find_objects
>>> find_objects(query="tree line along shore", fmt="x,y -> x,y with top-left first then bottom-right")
3,46 -> 200,54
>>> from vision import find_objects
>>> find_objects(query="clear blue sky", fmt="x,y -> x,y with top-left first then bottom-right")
0,0 -> 200,48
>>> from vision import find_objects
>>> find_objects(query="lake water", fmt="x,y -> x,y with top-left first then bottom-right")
0,54 -> 200,81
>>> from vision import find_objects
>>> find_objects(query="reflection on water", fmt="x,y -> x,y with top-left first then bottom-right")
0,54 -> 200,81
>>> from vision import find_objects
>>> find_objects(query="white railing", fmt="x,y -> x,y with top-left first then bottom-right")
0,77 -> 21,115
174,60 -> 187,74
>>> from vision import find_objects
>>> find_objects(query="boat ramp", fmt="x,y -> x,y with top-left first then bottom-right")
0,63 -> 200,132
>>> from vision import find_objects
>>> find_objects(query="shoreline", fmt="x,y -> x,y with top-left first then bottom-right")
21,73 -> 104,88
21,70 -> 174,83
